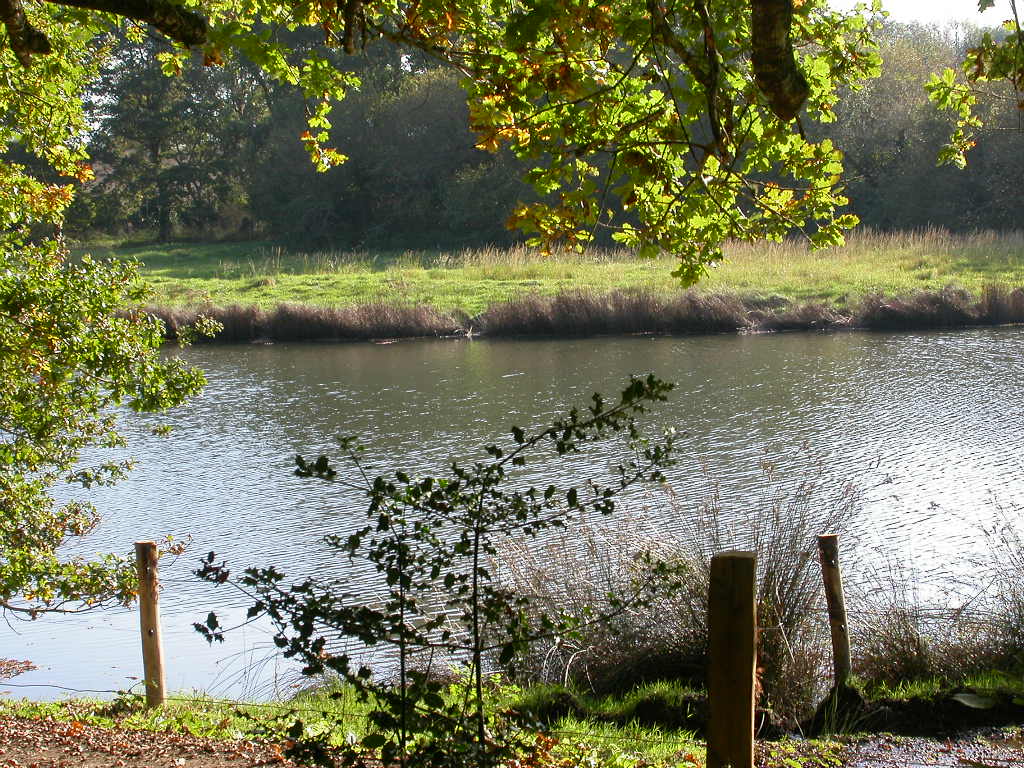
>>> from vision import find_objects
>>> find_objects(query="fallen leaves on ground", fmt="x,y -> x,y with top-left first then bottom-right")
0,715 -> 298,768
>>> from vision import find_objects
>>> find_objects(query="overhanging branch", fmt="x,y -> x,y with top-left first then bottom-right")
2,0 -> 207,67
1,0 -> 52,66
49,0 -> 207,45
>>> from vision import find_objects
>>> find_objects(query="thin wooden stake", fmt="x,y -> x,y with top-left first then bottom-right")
135,541 -> 166,708
707,550 -> 757,768
817,534 -> 852,687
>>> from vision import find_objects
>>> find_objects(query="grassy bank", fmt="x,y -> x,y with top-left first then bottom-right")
0,683 -> 846,768
81,229 -> 1024,318
2,673 -> 1019,767
148,283 -> 1024,342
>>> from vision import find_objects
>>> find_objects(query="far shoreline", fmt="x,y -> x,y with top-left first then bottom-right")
148,283 -> 1024,345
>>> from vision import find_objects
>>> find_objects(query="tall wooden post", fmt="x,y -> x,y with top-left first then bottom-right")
707,550 -> 757,768
135,541 -> 166,708
817,534 -> 852,687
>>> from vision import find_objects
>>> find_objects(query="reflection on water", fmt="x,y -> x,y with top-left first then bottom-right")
3,328 -> 1023,699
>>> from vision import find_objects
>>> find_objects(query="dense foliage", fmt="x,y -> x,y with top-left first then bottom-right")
0,72 -> 207,613
6,0 -> 891,279
0,2 -> 211,615
63,20 -> 1022,250
0,245 -> 205,615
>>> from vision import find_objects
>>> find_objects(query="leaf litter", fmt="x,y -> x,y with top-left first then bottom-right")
0,715 -> 297,768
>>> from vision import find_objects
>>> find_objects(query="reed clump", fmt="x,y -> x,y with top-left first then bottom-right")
493,457 -> 863,729
148,302 -> 461,342
472,289 -> 749,336
849,581 -> 1022,688
844,502 -> 1024,692
494,466 -> 1024,733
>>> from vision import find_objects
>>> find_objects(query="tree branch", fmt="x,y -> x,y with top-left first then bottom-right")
49,0 -> 207,45
750,0 -> 809,121
646,0 -> 711,90
1,0 -> 52,66
2,0 -> 207,67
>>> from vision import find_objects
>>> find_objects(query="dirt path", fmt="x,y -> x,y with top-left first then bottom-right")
0,715 -> 296,768
2,714 -> 1022,767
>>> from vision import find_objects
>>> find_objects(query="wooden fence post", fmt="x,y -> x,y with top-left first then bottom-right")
707,550 -> 757,768
135,541 -> 166,708
817,534 -> 852,687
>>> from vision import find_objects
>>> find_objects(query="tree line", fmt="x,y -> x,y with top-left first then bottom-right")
63,20 -> 1021,250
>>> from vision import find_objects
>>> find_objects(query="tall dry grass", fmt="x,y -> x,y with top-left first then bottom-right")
853,285 -> 1024,329
148,303 -> 462,342
977,503 -> 1024,657
478,284 -> 1024,337
149,282 -> 1024,343
492,457 -> 863,727
243,229 -> 1024,277
847,501 -> 1024,688
235,244 -> 641,275
474,290 -> 751,336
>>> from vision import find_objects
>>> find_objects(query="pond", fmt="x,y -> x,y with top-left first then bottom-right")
3,328 -> 1023,700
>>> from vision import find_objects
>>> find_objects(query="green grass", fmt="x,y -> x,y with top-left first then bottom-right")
0,686 -> 372,744
701,229 -> 1024,304
74,229 -> 1024,316
0,684 -> 704,766
0,679 -> 849,768
860,669 -> 1024,703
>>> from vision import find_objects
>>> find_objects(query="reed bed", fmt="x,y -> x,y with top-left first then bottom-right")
848,498 -> 1024,688
490,461 -> 1024,732
491,457 -> 864,729
151,283 -> 1024,343
150,302 -> 462,342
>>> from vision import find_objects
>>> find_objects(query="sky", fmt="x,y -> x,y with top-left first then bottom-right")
832,0 -> 1011,25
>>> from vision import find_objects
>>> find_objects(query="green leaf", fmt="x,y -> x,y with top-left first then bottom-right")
362,733 -> 388,749
498,643 -> 516,665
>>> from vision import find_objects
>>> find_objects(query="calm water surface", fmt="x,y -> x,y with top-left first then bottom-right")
3,329 -> 1022,699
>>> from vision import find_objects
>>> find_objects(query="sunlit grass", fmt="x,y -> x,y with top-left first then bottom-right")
705,228 -> 1024,304
0,687 -> 706,767
544,715 -> 703,766
76,229 -> 1024,316
0,686 -> 372,744
860,670 -> 1024,702
0,689 -> 848,767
